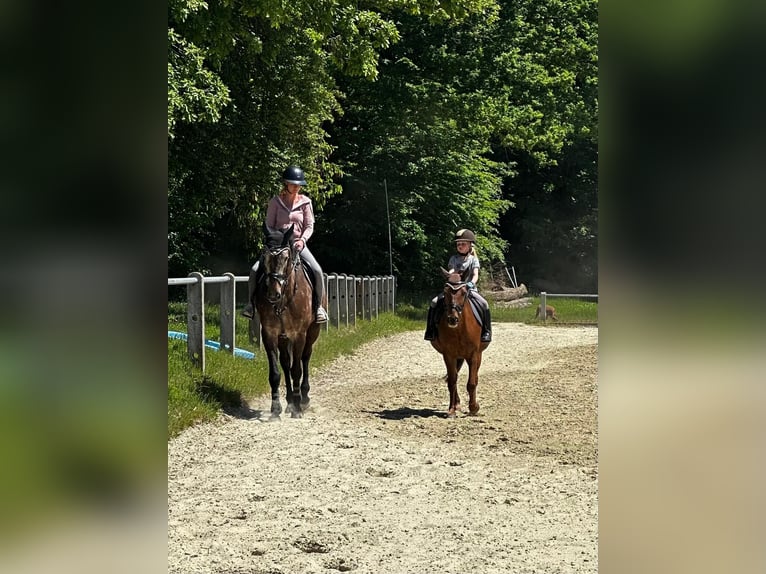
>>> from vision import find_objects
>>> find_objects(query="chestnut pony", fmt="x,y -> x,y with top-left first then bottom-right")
255,224 -> 323,419
429,268 -> 490,417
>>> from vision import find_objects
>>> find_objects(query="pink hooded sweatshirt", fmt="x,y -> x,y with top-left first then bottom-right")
265,193 -> 315,242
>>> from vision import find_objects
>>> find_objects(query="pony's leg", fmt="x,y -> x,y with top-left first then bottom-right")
265,346 -> 282,419
442,355 -> 461,417
299,341 -> 314,409
289,339 -> 307,418
278,340 -> 294,412
466,353 -> 482,415
456,358 -> 464,374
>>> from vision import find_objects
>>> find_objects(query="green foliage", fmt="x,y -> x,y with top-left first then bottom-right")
317,9 -> 514,288
167,0 -> 598,294
488,0 -> 598,292
167,28 -> 231,138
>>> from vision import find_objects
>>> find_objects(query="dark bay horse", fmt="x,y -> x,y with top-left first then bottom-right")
429,268 -> 489,417
255,224 -> 323,419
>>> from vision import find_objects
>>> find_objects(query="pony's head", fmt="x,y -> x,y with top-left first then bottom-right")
441,267 -> 469,328
262,223 -> 298,303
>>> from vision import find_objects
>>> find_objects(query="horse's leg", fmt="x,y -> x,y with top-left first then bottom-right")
299,340 -> 315,409
456,358 -> 464,374
278,339 -> 293,413
442,355 -> 461,417
265,345 -> 282,419
289,338 -> 307,418
299,353 -> 311,409
466,352 -> 482,415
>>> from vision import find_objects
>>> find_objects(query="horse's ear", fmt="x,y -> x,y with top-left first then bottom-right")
440,267 -> 451,279
283,224 -> 295,246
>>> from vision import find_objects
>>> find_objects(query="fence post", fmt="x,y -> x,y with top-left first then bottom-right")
363,277 -> 371,320
355,277 -> 363,320
371,277 -> 379,318
347,275 -> 356,325
187,272 -> 205,371
338,273 -> 348,327
327,274 -> 339,328
540,291 -> 547,323
220,273 -> 236,354
380,276 -> 388,312
389,276 -> 396,313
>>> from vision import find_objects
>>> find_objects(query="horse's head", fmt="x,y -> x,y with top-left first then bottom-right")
441,267 -> 468,328
262,223 -> 298,304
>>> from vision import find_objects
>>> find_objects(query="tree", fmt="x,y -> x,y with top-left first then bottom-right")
488,0 -> 598,292
168,0 -> 496,276
318,8 -> 511,289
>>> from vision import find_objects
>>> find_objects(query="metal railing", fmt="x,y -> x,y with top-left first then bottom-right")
168,272 -> 396,371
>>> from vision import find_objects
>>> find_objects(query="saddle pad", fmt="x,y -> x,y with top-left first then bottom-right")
467,294 -> 483,329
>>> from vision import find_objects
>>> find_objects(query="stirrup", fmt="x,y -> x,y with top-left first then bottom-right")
315,306 -> 328,323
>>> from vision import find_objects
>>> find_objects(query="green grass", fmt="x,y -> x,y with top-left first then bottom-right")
490,296 -> 598,324
167,296 -> 596,438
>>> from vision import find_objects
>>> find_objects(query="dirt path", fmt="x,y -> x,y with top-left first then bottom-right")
168,323 -> 598,573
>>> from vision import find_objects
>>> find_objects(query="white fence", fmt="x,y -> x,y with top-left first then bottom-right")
168,272 -> 396,371
539,291 -> 598,322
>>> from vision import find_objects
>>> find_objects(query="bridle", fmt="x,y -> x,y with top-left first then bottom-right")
444,281 -> 467,317
263,245 -> 301,316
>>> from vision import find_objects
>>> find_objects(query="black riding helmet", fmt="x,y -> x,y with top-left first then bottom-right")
282,165 -> 307,185
454,229 -> 476,243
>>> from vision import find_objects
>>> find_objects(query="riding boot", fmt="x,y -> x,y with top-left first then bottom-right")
312,271 -> 328,323
424,307 -> 437,340
481,306 -> 492,343
241,264 -> 258,319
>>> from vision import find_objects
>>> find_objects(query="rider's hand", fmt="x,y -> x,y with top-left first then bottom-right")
294,238 -> 305,251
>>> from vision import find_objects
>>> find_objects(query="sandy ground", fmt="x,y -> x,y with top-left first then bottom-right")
168,323 -> 598,573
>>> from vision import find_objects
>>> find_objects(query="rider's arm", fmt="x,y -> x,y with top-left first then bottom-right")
299,198 -> 315,243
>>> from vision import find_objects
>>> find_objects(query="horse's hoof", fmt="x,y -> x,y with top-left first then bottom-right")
468,406 -> 480,416
290,411 -> 303,419
447,411 -> 457,419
